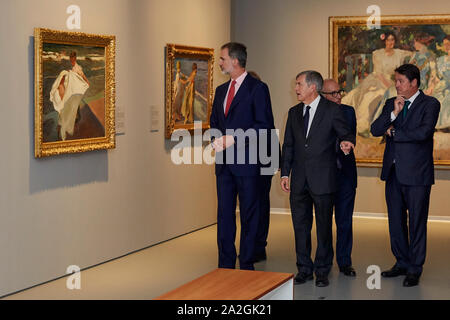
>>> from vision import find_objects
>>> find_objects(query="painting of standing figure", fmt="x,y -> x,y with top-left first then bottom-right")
330,15 -> 450,166
35,28 -> 116,157
165,44 -> 214,138
47,48 -> 98,141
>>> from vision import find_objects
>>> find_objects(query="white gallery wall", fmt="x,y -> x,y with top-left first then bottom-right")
231,0 -> 450,217
0,0 -> 229,297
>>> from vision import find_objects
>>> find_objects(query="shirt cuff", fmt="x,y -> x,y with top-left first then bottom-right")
390,111 -> 397,122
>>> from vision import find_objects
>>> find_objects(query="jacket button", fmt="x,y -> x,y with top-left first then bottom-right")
305,144 -> 308,147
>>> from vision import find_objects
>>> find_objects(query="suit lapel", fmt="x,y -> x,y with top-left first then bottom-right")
405,90 -> 424,120
398,90 -> 424,126
226,74 -> 250,117
217,81 -> 229,122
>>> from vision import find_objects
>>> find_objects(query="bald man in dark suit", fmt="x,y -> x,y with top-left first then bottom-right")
322,79 -> 357,277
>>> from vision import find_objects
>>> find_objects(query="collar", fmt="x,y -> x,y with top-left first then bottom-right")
231,71 -> 248,86
306,95 -> 321,111
406,90 -> 420,106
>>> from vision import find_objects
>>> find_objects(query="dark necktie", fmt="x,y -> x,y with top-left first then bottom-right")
402,100 -> 411,119
303,105 -> 311,137
225,80 -> 236,117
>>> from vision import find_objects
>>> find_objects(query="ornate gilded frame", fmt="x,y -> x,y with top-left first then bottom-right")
34,28 -> 116,157
165,44 -> 214,139
329,14 -> 450,167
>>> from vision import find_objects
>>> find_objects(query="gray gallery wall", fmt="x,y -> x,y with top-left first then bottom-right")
0,0 -> 230,297
2,0 -> 450,298
231,0 -> 450,217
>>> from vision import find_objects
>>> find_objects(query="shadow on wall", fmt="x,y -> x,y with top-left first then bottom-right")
29,150 -> 108,194
28,37 -> 108,194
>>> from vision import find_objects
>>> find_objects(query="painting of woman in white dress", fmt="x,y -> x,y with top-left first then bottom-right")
331,17 -> 450,164
42,44 -> 106,142
170,58 -> 209,125
35,28 -> 116,158
172,60 -> 187,122
50,51 -> 90,140
428,35 -> 450,130
180,62 -> 198,124
341,32 -> 412,137
372,32 -> 436,123
165,44 -> 215,139
172,61 -> 200,124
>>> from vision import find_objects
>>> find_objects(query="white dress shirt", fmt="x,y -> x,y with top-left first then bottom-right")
281,95 -> 321,179
223,71 -> 248,112
390,90 -> 420,122
303,95 -> 321,137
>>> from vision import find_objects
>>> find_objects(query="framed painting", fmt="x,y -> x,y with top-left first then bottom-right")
34,28 -> 115,158
329,14 -> 450,167
165,44 -> 214,138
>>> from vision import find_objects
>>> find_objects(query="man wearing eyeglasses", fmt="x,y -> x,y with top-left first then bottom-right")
321,79 -> 357,277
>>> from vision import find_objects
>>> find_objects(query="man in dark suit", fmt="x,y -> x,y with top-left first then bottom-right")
210,43 -> 275,271
322,79 -> 357,277
247,71 -> 280,264
281,71 -> 355,287
371,64 -> 440,287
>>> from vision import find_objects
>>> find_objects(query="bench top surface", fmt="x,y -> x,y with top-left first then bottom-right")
155,268 -> 294,300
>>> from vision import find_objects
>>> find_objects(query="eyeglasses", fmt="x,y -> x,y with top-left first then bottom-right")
321,89 -> 345,98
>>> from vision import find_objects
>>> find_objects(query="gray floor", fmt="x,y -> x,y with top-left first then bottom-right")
3,214 -> 450,300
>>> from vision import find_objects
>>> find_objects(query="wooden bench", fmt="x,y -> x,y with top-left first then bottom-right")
155,268 -> 294,300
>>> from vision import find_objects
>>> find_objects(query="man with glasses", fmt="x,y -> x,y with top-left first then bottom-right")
321,79 -> 357,277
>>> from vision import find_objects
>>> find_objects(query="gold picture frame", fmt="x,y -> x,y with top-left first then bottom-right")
329,14 -> 450,167
34,28 -> 116,158
165,44 -> 214,139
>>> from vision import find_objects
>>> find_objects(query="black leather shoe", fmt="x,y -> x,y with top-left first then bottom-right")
381,266 -> 407,278
403,274 -> 420,287
339,266 -> 356,277
315,274 -> 329,287
294,272 -> 313,284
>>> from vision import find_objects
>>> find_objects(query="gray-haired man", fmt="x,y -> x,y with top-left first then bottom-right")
280,71 -> 355,287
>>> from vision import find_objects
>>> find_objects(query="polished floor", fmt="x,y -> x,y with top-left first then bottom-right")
3,214 -> 450,300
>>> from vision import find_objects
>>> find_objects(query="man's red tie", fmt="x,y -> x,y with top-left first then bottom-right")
224,80 -> 236,117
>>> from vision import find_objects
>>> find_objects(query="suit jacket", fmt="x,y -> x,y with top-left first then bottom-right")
370,91 -> 440,186
337,104 -> 357,189
281,96 -> 356,195
210,73 -> 275,177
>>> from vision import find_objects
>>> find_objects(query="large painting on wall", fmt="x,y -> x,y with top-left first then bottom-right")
165,44 -> 214,139
329,14 -> 450,167
34,28 -> 116,157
